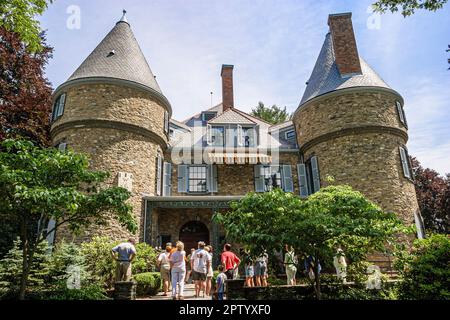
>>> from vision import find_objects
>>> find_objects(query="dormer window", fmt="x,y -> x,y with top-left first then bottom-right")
52,93 -> 66,121
202,112 -> 217,122
285,130 -> 296,140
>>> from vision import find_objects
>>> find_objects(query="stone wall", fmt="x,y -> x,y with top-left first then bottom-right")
303,132 -> 418,224
293,89 -> 418,226
51,83 -> 168,144
154,208 -> 215,244
168,151 -> 301,196
53,127 -> 162,242
294,91 -> 407,146
51,82 -> 167,243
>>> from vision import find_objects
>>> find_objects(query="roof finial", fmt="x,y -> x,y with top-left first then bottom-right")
118,9 -> 129,25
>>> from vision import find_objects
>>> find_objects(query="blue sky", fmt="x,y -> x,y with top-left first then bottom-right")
40,0 -> 450,175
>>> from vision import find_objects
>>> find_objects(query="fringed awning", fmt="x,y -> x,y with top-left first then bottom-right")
208,153 -> 272,165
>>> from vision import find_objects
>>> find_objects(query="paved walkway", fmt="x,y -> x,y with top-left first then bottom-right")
138,283 -> 213,301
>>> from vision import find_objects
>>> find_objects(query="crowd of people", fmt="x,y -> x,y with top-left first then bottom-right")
111,238 -> 328,300
156,241 -> 242,300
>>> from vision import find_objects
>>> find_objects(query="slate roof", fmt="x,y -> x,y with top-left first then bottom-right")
67,17 -> 162,94
208,108 -> 256,125
269,120 -> 294,132
300,33 -> 391,105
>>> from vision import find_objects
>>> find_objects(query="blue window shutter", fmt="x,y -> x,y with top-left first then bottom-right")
254,165 -> 265,192
207,165 -> 218,193
297,163 -> 309,197
156,155 -> 162,196
163,162 -> 172,196
311,156 -> 321,193
399,147 -> 411,179
164,111 -> 169,133
177,165 -> 188,193
282,165 -> 294,192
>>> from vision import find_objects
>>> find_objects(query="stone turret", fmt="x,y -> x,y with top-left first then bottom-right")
293,13 -> 420,233
50,12 -> 171,241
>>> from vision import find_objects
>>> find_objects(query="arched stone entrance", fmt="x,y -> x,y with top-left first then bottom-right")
179,221 -> 210,251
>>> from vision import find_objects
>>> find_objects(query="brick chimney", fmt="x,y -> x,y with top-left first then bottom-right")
328,13 -> 362,76
221,64 -> 234,111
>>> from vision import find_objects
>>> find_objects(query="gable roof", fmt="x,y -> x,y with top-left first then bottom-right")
208,108 -> 256,125
300,32 -> 391,105
67,19 -> 162,94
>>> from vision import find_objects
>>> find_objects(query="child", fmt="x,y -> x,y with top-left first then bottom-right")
216,265 -> 227,301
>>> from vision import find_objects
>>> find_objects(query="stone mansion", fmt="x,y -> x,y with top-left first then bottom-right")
49,11 -> 424,252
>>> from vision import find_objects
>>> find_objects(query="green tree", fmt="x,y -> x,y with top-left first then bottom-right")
215,186 -> 407,299
372,0 -> 448,17
0,139 -> 136,299
0,238 -> 50,298
0,0 -> 53,52
250,102 -> 291,125
395,234 -> 450,299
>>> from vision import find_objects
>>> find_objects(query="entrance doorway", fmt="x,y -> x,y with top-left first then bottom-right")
179,221 -> 209,251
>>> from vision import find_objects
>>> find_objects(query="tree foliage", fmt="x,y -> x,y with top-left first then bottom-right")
250,102 -> 291,125
215,186 -> 407,299
0,139 -> 136,299
372,0 -> 448,16
0,27 -> 53,146
395,234 -> 450,299
412,157 -> 450,234
0,0 -> 53,52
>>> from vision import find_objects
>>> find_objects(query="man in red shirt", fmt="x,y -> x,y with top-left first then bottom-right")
221,243 -> 241,279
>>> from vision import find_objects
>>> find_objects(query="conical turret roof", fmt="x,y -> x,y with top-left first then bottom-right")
300,33 -> 391,105
67,11 -> 162,94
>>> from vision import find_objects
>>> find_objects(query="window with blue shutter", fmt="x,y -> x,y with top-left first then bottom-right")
162,162 -> 172,196
52,93 -> 66,121
399,146 -> 412,179
282,165 -> 294,192
207,165 -> 218,193
254,165 -> 265,192
164,111 -> 169,134
177,164 -> 188,193
396,101 -> 408,128
310,156 -> 321,193
297,163 -> 309,197
156,155 -> 162,196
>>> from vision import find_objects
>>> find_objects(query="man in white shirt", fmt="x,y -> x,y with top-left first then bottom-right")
111,238 -> 137,282
191,241 -> 211,298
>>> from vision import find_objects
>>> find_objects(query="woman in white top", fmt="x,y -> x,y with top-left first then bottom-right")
157,246 -> 172,296
205,245 -> 214,296
169,241 -> 186,300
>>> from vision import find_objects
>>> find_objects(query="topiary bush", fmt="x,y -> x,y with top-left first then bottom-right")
134,272 -> 161,297
395,234 -> 450,300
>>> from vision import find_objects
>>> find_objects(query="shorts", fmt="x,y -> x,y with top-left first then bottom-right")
254,261 -> 267,277
192,270 -> 207,281
245,265 -> 254,277
160,266 -> 170,281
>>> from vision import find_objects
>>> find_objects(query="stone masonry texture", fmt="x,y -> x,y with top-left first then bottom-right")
293,89 -> 419,226
51,83 -> 167,242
